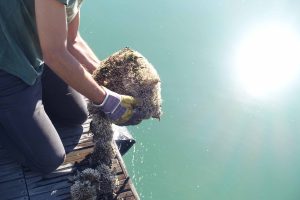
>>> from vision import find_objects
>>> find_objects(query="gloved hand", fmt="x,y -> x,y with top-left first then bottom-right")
96,87 -> 143,126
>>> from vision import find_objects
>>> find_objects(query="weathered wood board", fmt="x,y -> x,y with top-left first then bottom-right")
0,120 -> 139,200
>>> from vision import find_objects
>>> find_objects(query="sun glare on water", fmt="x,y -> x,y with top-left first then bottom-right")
233,22 -> 300,99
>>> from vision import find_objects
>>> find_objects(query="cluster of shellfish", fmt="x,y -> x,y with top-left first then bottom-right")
70,48 -> 162,199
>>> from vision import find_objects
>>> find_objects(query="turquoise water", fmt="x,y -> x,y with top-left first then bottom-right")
81,1 -> 300,199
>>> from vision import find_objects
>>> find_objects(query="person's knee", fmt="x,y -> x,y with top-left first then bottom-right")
31,149 -> 66,174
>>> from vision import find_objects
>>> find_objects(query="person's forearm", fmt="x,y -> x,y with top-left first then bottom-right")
35,0 -> 105,104
44,47 -> 105,104
68,34 -> 100,73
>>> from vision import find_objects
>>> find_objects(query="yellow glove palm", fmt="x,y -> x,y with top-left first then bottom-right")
97,88 -> 142,126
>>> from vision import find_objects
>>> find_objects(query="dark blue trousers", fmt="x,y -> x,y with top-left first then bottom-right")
0,66 -> 88,174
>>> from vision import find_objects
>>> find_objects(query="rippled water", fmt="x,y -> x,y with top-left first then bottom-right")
81,0 -> 300,199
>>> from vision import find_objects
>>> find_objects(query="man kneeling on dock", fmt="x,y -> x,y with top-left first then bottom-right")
0,0 -> 140,174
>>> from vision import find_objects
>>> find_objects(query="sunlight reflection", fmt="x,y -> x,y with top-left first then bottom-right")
233,22 -> 300,98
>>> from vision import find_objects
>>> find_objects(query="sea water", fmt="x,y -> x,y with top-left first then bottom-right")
81,0 -> 300,199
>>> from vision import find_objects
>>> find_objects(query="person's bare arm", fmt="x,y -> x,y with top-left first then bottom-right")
35,0 -> 105,104
67,12 -> 100,74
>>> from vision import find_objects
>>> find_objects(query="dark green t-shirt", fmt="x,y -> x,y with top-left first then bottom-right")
0,0 -> 83,85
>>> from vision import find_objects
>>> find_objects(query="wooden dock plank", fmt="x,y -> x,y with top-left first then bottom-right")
0,120 -> 140,200
0,147 -> 29,200
0,177 -> 28,200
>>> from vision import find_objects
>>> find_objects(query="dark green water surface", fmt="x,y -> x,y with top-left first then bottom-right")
80,1 -> 300,199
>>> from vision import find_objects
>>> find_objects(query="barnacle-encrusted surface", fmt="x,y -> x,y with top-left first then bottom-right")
71,48 -> 162,199
70,166 -> 115,200
76,168 -> 102,183
96,164 -> 116,195
70,180 -> 97,200
90,117 -> 113,142
92,47 -> 162,120
90,140 -> 116,167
